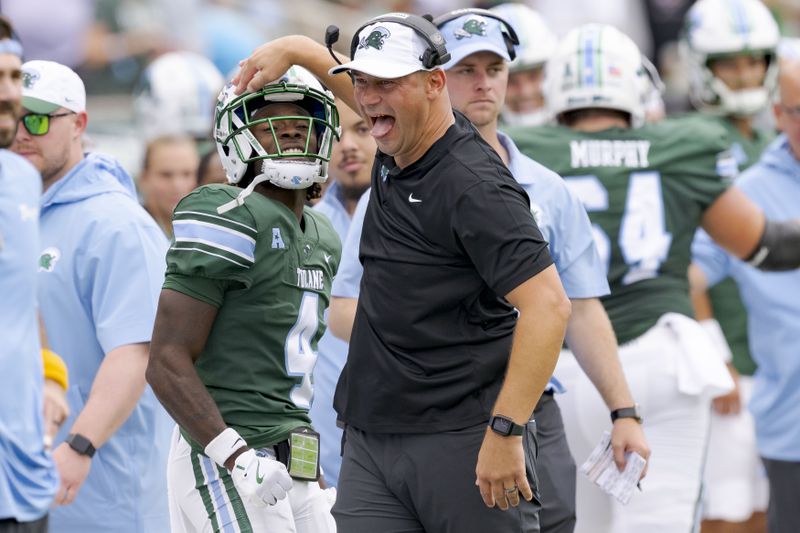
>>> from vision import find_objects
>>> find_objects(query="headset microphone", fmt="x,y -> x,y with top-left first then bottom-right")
325,26 -> 344,67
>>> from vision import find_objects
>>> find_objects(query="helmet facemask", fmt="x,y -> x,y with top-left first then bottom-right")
681,0 -> 780,117
214,67 -> 340,213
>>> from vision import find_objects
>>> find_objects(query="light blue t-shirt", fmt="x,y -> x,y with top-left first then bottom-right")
692,135 -> 800,462
310,181 -> 355,488
38,154 -> 173,532
0,150 -> 58,522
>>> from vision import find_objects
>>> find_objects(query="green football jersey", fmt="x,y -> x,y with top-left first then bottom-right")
510,116 -> 734,344
704,115 -> 774,376
163,184 -> 341,449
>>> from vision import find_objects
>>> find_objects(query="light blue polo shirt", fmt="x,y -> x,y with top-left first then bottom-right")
38,153 -> 173,532
692,135 -> 800,462
310,181 -> 357,488
0,150 -> 58,522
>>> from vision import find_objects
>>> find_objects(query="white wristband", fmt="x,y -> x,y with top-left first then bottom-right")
700,319 -> 733,363
205,428 -> 247,468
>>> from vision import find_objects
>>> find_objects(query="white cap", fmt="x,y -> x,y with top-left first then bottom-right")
329,21 -> 439,79
437,13 -> 512,69
21,60 -> 86,114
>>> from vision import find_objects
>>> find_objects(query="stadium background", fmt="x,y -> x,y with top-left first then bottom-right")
1,0 -> 798,179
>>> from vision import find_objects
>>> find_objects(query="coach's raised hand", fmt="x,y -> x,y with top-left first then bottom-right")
233,35 -> 356,111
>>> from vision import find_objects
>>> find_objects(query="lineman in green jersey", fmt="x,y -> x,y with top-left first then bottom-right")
147,66 -> 341,533
682,1 -> 780,529
510,24 -> 800,533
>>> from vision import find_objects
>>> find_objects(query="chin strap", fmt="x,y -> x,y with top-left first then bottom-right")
217,169 -> 272,214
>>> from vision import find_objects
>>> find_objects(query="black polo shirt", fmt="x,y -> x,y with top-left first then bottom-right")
333,111 -> 553,433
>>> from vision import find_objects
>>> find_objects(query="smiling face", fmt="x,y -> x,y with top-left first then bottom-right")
248,102 -> 318,160
330,103 -> 374,200
446,51 -> 508,128
352,69 -> 445,168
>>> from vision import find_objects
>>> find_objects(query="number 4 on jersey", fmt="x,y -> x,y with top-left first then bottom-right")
565,171 -> 672,285
285,292 -> 319,409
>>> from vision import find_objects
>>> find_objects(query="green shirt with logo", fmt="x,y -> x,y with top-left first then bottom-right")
510,116 -> 733,344
163,184 -> 341,449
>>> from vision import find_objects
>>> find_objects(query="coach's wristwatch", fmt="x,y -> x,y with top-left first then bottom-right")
610,405 -> 643,424
66,433 -> 96,458
489,414 -> 525,437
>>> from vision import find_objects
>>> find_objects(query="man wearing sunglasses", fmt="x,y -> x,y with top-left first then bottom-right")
11,60 -> 173,533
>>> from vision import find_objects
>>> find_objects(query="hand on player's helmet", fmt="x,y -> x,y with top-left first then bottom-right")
231,449 -> 293,506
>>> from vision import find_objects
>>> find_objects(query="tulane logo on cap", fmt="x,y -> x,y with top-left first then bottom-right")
359,26 -> 391,51
21,69 -> 40,89
454,17 -> 487,40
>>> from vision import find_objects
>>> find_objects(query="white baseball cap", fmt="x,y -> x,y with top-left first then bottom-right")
329,20 -> 442,79
21,60 -> 86,114
437,13 -> 512,70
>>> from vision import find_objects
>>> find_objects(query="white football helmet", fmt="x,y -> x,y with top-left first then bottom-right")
133,51 -> 225,141
489,3 -> 556,74
544,24 -> 652,128
490,3 -> 556,127
681,0 -> 779,116
213,66 -> 340,212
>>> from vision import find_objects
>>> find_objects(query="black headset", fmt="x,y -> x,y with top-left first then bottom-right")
326,13 -> 450,70
432,8 -> 520,62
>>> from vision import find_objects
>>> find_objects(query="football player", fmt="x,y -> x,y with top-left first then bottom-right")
509,23 -> 800,533
489,3 -> 557,127
682,2 -> 780,529
146,66 -> 341,533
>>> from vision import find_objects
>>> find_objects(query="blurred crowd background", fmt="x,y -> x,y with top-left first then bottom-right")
2,0 -> 799,180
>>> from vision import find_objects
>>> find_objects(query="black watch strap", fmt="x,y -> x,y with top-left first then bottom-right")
610,405 -> 642,424
66,433 -> 96,458
489,415 -> 525,437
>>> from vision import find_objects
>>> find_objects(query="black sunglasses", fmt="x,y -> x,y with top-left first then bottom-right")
19,112 -> 75,136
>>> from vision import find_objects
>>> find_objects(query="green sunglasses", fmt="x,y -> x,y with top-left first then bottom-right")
19,112 -> 74,136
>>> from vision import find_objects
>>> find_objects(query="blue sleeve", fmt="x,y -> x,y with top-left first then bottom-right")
691,227 -> 731,287
80,211 -> 169,353
331,189 -> 369,298
536,175 -> 610,299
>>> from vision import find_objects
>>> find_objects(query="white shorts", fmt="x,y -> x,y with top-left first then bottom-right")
554,313 -> 732,533
167,425 -> 337,533
702,376 -> 769,521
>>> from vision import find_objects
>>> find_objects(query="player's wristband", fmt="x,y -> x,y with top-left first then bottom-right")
699,319 -> 733,363
42,348 -> 68,390
205,428 -> 247,468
